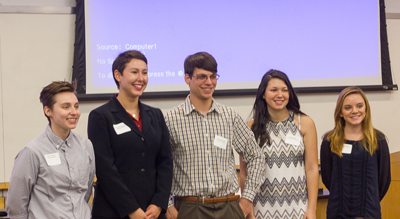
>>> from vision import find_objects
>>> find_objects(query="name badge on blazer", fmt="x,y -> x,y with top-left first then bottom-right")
113,122 -> 131,135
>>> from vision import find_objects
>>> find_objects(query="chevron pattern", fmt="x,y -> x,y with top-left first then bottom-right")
253,111 -> 308,218
254,208 -> 306,219
254,176 -> 308,206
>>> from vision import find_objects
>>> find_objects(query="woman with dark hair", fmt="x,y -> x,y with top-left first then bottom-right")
240,70 -> 318,219
88,50 -> 173,219
320,87 -> 390,219
7,81 -> 95,219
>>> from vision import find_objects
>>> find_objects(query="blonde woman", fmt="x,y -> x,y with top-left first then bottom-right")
320,86 -> 391,219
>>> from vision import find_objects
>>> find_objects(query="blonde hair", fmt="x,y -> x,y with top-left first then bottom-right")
327,87 -> 379,157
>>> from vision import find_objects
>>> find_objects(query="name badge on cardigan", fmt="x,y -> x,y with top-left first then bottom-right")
342,143 -> 353,154
113,122 -> 131,135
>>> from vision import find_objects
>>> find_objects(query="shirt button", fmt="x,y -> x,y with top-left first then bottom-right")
70,168 -> 73,171
142,153 -> 145,157
206,150 -> 209,153
66,153 -> 68,156
71,184 -> 75,187
141,137 -> 145,141
205,134 -> 208,137
141,169 -> 145,172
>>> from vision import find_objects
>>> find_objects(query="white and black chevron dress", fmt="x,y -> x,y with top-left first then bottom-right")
253,111 -> 308,219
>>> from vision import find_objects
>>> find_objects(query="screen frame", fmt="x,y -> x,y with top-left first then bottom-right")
72,0 -> 397,101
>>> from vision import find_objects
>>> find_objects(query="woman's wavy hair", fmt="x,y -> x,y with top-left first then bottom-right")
326,86 -> 381,157
251,69 -> 304,147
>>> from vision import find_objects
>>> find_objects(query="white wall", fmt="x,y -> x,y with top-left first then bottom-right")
0,13 -> 76,182
0,1 -> 399,182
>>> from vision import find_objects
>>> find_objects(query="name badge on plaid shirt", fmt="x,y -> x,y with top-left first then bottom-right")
214,135 -> 228,149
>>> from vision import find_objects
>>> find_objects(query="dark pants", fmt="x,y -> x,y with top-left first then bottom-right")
175,197 -> 245,219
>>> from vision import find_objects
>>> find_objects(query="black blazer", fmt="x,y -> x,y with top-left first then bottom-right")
88,96 -> 173,218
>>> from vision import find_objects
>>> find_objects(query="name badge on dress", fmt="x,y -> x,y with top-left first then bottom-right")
214,135 -> 228,149
113,122 -> 131,135
44,152 -> 62,166
285,133 -> 301,146
342,143 -> 353,154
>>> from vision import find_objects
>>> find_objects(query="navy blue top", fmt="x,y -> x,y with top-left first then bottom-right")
320,132 -> 391,219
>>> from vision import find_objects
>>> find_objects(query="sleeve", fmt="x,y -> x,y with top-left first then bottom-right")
232,113 -> 266,202
150,109 -> 173,210
164,113 -> 176,209
377,136 -> 391,200
88,109 -> 139,217
320,137 -> 333,191
6,148 -> 39,219
84,139 -> 96,203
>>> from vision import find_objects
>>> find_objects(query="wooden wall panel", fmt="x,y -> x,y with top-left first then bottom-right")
381,151 -> 400,219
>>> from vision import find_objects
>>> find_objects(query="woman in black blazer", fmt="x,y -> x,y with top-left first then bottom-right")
88,50 -> 173,219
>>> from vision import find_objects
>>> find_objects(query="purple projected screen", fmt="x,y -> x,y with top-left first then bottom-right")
85,0 -> 380,94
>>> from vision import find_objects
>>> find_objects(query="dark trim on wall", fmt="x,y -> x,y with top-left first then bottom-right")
0,6 -> 76,14
386,13 -> 400,19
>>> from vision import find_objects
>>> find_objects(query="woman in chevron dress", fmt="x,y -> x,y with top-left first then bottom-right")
240,70 -> 319,219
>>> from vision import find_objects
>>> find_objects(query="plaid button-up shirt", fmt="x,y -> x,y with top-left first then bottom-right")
165,96 -> 265,207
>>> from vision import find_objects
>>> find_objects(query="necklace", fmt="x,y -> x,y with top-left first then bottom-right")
131,109 -> 140,119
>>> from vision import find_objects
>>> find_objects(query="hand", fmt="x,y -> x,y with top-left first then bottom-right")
246,212 -> 256,219
302,208 -> 316,219
238,198 -> 253,218
165,206 -> 178,219
128,208 -> 148,219
145,204 -> 162,219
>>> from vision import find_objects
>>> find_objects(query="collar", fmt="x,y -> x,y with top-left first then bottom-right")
183,95 -> 221,116
110,94 -> 147,113
45,125 -> 72,150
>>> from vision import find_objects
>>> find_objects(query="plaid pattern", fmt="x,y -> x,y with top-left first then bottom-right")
165,95 -> 265,207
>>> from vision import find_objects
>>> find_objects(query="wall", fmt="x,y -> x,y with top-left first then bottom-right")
0,0 -> 399,182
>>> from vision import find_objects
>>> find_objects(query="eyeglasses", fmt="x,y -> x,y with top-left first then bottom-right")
191,74 -> 220,81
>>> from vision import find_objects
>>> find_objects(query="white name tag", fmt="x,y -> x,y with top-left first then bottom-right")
342,143 -> 353,154
113,122 -> 131,135
285,133 -> 301,146
214,135 -> 228,150
44,153 -> 61,166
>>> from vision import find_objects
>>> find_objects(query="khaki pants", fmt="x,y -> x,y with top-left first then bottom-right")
176,197 -> 245,219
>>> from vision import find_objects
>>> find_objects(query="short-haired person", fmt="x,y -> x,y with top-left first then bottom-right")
320,87 -> 391,219
88,50 -> 173,219
6,81 -> 95,219
164,52 -> 265,219
240,70 -> 319,219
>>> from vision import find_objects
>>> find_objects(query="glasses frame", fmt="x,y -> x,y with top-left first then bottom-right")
191,73 -> 220,81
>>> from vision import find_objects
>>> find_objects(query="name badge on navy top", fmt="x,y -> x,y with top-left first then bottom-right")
342,143 -> 353,154
285,133 -> 301,146
44,152 -> 62,166
214,135 -> 228,149
113,122 -> 131,135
